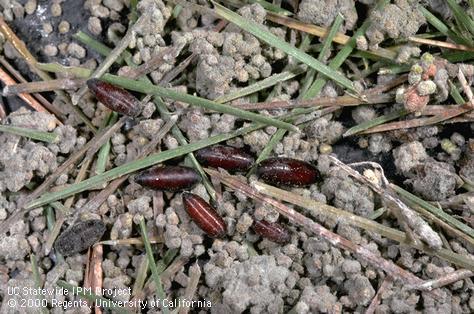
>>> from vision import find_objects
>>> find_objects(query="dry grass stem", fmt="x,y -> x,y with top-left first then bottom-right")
408,269 -> 474,291
409,36 -> 474,52
178,263 -> 201,314
359,104 -> 473,134
78,116 -> 177,215
0,17 -> 96,132
97,237 -> 163,246
91,245 -> 104,314
366,276 -> 393,314
232,93 -> 392,111
44,159 -> 92,255
0,56 -> 62,118
329,157 -> 443,249
204,168 -> 443,294
265,11 -> 397,60
0,67 -> 59,119
3,78 -> 86,96
123,47 -> 174,79
458,69 -> 474,106
250,180 -> 473,269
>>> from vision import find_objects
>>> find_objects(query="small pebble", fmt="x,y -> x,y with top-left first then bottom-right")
88,17 -> 102,36
356,36 -> 368,51
51,2 -> 62,17
43,44 -> 58,57
91,5 -> 110,18
416,80 -> 437,96
451,132 -> 465,147
319,144 -> 332,155
57,42 -> 68,55
58,21 -> 70,34
67,43 -> 86,59
24,0 -> 37,15
42,22 -> 53,35
0,208 -> 7,220
103,0 -> 124,12
12,2 -> 24,19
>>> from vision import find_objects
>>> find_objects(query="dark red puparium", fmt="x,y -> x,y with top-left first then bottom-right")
195,145 -> 255,172
182,192 -> 226,238
252,220 -> 291,244
135,166 -> 201,192
256,157 -> 319,187
87,79 -> 141,117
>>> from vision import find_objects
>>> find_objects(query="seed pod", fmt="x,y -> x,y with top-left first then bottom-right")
195,145 -> 255,172
253,220 -> 290,244
135,166 -> 201,192
87,79 -> 141,117
256,157 -> 319,187
55,220 -> 106,256
182,192 -> 226,237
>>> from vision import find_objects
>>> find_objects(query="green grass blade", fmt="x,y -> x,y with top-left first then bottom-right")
215,68 -> 305,104
250,12 -> 352,171
317,12 -> 344,59
0,125 -> 59,143
45,207 -> 64,263
30,254 -> 48,314
268,34 -> 312,100
213,2 -> 356,92
38,62 -> 298,132
250,0 -> 293,16
391,184 -> 474,240
442,51 -> 474,63
129,0 -> 139,24
158,248 -> 179,271
449,80 -> 465,104
37,62 -> 92,77
343,109 -> 408,137
304,4 -> 379,99
95,112 -> 118,175
368,207 -> 386,220
50,201 -> 71,215
250,128 -> 285,172
154,97 -> 218,201
298,37 -> 316,98
420,7 -> 471,45
446,0 -> 474,38
299,13 -> 344,98
141,248 -> 179,297
74,31 -> 129,65
101,74 -> 299,132
45,206 -> 55,230
25,123 -> 265,209
139,218 -> 169,314
57,281 -> 132,314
